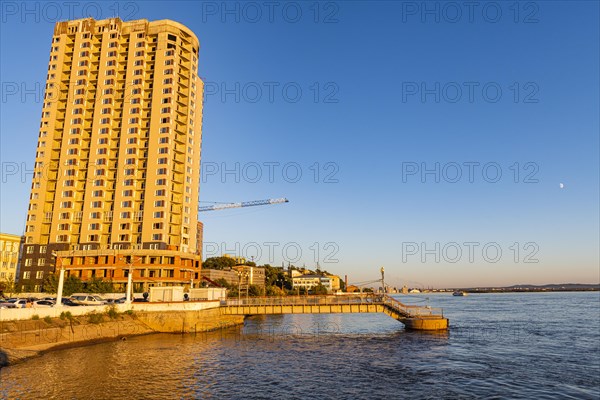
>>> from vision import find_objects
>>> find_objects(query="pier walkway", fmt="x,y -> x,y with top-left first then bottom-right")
221,294 -> 448,330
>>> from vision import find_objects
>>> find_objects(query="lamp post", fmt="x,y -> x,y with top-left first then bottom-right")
245,271 -> 249,301
53,252 -> 65,308
119,255 -> 141,304
237,270 -> 242,304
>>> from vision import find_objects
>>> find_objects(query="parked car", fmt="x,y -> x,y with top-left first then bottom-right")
133,297 -> 149,303
61,298 -> 81,307
0,298 -> 28,309
70,295 -> 106,306
33,300 -> 55,308
105,297 -> 127,304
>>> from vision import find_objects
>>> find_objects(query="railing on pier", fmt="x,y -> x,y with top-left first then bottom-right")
221,293 -> 444,319
380,294 -> 444,318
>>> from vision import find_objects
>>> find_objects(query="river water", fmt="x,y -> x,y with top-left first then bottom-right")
1,292 -> 599,399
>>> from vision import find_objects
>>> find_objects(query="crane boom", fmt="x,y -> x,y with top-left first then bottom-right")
198,198 -> 289,212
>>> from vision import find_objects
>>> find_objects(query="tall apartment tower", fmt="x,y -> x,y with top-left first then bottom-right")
18,18 -> 204,292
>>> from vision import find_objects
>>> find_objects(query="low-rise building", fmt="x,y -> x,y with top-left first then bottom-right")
202,265 -> 266,288
202,269 -> 239,287
325,274 -> 341,291
0,233 -> 22,290
233,265 -> 265,287
292,274 -> 333,292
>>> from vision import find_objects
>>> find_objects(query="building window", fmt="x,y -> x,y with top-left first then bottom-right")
36,271 -> 44,279
23,271 -> 31,279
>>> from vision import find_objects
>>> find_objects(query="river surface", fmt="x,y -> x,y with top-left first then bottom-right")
1,292 -> 599,399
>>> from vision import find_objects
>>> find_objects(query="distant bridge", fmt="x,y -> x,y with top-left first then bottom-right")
221,294 -> 448,330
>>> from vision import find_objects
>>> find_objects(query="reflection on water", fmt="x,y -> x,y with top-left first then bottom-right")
1,293 -> 599,399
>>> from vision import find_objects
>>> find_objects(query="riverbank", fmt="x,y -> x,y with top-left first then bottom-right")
0,304 -> 244,367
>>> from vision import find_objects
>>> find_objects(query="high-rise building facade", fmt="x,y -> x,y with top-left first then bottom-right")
18,18 -> 204,292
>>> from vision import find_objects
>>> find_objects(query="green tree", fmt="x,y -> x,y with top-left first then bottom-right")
214,278 -> 234,289
248,285 -> 265,297
311,283 -> 328,295
85,277 -> 114,293
0,279 -> 18,296
266,285 -> 286,296
62,276 -> 84,296
42,274 -> 59,293
202,257 -> 237,270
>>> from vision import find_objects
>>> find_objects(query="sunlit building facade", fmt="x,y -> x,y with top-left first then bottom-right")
0,233 -> 22,290
18,17 -> 204,292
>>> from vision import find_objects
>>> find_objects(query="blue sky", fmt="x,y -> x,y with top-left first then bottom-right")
1,1 -> 598,287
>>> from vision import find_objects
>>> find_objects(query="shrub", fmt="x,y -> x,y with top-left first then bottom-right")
124,309 -> 134,316
43,315 -> 52,324
87,312 -> 104,324
32,314 -> 40,320
60,311 -> 73,320
106,305 -> 119,319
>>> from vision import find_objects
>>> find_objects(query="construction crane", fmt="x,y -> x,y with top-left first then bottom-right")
198,198 -> 289,212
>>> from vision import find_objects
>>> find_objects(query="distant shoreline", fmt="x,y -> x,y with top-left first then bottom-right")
457,288 -> 599,294
406,288 -> 600,294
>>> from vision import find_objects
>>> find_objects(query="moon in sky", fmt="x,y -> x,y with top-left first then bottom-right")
559,183 -> 564,189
